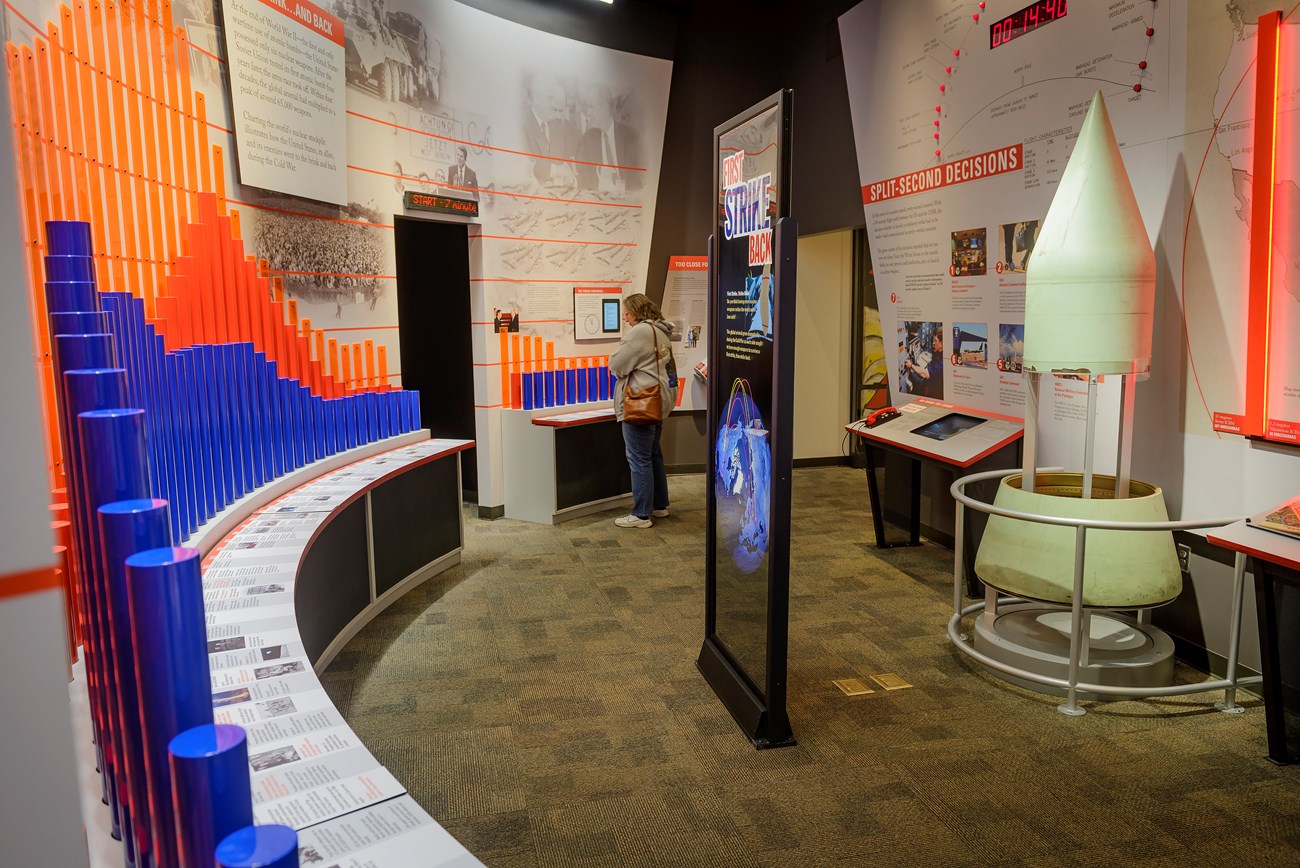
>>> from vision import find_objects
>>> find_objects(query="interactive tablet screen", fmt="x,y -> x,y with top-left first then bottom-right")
911,412 -> 986,441
602,299 -> 622,333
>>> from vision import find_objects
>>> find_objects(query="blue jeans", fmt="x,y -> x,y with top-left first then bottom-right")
622,421 -> 668,519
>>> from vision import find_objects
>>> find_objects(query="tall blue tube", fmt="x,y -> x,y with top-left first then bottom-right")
169,724 -> 254,868
298,385 -> 317,465
79,406 -> 152,861
125,547 -> 214,868
215,825 -> 298,868
49,311 -> 109,339
63,368 -> 130,834
98,498 -> 172,868
46,219 -> 94,255
45,280 -> 99,314
408,390 -> 422,431
45,253 -> 97,283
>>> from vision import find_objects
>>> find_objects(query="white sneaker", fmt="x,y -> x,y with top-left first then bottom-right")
652,508 -> 670,518
615,514 -> 653,528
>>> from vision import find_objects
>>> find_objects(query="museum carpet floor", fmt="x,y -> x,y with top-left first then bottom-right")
321,466 -> 1300,867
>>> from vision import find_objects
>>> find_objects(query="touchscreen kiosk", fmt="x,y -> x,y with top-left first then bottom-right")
911,413 -> 985,442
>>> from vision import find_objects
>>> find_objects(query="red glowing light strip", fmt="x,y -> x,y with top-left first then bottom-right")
1244,11 -> 1281,439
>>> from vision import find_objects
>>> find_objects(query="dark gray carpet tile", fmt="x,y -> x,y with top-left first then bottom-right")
322,465 -> 1300,865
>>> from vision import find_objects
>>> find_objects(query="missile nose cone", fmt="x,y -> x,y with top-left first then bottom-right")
1023,91 -> 1155,375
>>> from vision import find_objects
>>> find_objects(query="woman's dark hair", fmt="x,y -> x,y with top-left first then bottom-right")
623,293 -> 664,323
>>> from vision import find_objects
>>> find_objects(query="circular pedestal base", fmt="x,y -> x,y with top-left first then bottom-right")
971,603 -> 1175,701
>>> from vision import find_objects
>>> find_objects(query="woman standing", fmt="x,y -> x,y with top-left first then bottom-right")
609,293 -> 678,528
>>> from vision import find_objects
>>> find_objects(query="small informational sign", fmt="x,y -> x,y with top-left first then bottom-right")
573,286 -> 623,342
403,190 -> 480,218
660,255 -> 708,411
222,0 -> 348,205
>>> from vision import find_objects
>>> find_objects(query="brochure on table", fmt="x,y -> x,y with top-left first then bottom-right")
848,397 -> 1023,467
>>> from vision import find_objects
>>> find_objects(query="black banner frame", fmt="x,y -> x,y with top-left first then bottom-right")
697,89 -> 797,749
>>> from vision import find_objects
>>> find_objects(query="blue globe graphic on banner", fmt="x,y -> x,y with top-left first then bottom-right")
714,381 -> 771,573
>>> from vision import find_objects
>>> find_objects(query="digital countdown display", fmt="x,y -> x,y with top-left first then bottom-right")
403,190 -> 479,217
990,0 -> 1068,49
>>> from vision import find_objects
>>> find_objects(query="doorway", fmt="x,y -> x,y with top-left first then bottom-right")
393,216 -> 477,497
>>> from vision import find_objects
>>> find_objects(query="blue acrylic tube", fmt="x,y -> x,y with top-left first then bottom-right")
257,357 -> 281,482
54,333 -> 115,377
278,379 -> 299,470
251,351 -> 273,485
389,392 -> 407,435
45,280 -> 99,315
383,392 -> 399,438
63,368 -> 130,835
214,344 -> 241,504
49,310 -> 109,338
169,724 -> 254,868
53,333 -> 116,482
544,370 -> 556,408
150,332 -> 184,543
125,546 -> 213,868
201,345 -> 228,509
363,391 -> 378,443
311,396 -> 328,458
565,368 -> 577,407
389,392 -> 404,434
341,396 -> 357,450
299,385 -> 317,464
521,373 -> 535,410
98,498 -> 171,868
78,406 -> 152,850
46,219 -> 94,255
45,253 -> 96,283
600,366 -> 612,401
271,362 -> 292,476
163,353 -> 195,540
175,350 -> 212,526
221,345 -> 249,499
240,346 -> 265,491
408,390 -> 422,430
216,825 -> 298,868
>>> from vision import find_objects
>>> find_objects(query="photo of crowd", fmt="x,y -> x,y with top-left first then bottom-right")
250,209 -> 389,316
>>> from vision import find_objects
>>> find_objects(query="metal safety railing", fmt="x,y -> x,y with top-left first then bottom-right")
948,467 -> 1258,716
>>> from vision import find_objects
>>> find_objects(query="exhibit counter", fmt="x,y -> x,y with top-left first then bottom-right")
71,434 -> 482,867
501,402 -> 633,524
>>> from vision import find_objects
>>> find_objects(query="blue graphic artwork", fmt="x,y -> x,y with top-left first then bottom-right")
714,381 -> 771,573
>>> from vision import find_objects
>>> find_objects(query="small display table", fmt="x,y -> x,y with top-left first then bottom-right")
1206,519 -> 1300,764
846,398 -> 1023,592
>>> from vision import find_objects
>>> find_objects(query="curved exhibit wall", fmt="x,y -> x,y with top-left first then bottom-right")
2,0 -> 673,512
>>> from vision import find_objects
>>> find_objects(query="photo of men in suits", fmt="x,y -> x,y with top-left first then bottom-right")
522,73 -> 578,185
448,145 -> 478,200
576,84 -> 642,194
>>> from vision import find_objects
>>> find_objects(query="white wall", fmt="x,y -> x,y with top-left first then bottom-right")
0,74 -> 90,866
793,230 -> 854,461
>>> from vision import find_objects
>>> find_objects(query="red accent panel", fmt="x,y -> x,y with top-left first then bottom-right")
1244,12 -> 1281,438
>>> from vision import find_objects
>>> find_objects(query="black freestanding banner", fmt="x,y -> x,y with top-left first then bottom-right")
697,90 -> 797,749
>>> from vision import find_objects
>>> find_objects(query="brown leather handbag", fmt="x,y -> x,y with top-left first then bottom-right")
622,325 -> 663,426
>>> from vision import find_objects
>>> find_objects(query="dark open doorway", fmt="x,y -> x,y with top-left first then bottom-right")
393,216 -> 477,498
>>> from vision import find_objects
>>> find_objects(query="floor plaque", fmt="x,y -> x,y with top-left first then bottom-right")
833,678 -> 874,696
869,673 -> 912,691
